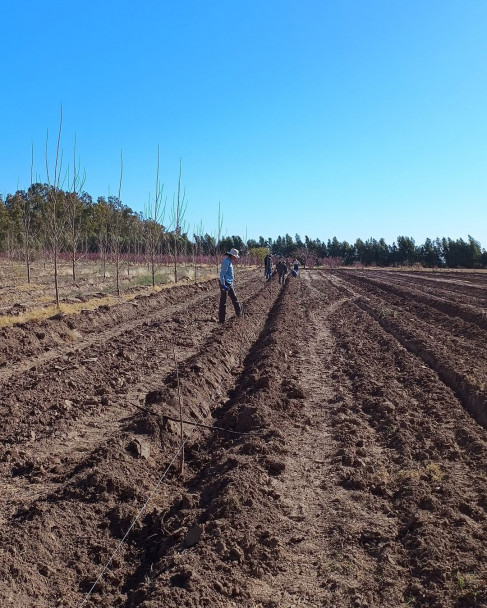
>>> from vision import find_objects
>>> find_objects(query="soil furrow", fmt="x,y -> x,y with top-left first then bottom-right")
335,270 -> 487,331
324,282 -> 487,607
2,268 -> 487,607
0,273 -> 285,607
0,273 -> 269,509
322,270 -> 487,428
0,274 -> 259,380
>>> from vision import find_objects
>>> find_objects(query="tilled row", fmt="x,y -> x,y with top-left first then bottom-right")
0,284 -> 215,370
380,271 -> 487,305
0,267 -> 257,369
0,272 -> 263,445
334,269 -> 487,331
0,275 -> 231,373
355,297 -> 487,428
109,278 -> 311,608
327,270 -> 487,428
0,272 -> 271,533
308,273 -> 487,607
0,273 -> 287,608
356,269 -> 487,299
3,269 -> 487,607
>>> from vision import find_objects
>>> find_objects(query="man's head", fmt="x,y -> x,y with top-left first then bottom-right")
227,248 -> 240,260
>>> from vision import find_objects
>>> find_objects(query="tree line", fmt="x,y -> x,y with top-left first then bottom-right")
1,185 -> 486,282
250,234 -> 487,269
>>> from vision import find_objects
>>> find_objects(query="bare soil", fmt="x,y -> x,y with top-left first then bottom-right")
0,259 -> 220,318
1,268 -> 487,607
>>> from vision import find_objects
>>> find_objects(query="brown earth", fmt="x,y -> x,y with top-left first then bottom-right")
1,268 -> 487,607
0,259 -> 222,317
0,260 -> 138,316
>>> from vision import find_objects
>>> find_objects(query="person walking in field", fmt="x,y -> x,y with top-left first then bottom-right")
276,259 -> 283,284
276,259 -> 288,285
264,251 -> 273,281
219,248 -> 243,323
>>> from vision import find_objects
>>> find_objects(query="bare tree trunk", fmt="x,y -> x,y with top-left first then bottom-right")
45,106 -> 64,307
115,151 -> 123,296
171,159 -> 187,284
127,242 -> 130,278
66,136 -> 87,284
26,145 -> 33,284
143,145 -> 167,289
54,241 -> 59,305
173,233 -> 178,284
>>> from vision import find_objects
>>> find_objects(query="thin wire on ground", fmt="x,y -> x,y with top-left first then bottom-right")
134,403 -> 257,435
79,274 -> 283,606
78,433 -> 193,608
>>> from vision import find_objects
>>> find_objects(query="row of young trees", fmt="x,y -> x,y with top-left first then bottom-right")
0,182 -> 199,296
0,105 -> 196,303
1,186 -> 486,292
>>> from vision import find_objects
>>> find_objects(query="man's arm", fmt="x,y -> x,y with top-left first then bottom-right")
220,257 -> 230,288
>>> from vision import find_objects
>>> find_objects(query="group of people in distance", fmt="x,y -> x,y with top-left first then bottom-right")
218,248 -> 300,323
265,252 -> 299,284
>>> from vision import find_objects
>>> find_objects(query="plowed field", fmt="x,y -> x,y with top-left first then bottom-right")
1,269 -> 487,607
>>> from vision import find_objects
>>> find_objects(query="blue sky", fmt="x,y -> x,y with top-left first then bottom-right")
1,0 -> 486,246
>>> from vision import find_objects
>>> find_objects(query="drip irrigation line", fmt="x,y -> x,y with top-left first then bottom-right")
134,404 -> 255,436
163,414 -> 256,435
78,434 -> 192,608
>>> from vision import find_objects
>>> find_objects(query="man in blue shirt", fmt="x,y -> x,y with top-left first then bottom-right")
219,248 -> 242,323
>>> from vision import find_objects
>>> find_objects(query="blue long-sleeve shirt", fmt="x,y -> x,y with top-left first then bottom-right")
220,256 -> 234,286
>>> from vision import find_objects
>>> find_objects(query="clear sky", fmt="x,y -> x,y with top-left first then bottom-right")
1,0 -> 486,247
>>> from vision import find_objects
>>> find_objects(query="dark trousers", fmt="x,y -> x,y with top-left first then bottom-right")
219,285 -> 242,323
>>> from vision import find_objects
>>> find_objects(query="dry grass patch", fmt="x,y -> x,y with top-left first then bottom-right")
0,273 -> 220,329
0,296 -> 121,329
9,282 -> 43,293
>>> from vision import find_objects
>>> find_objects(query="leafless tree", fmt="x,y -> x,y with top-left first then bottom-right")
94,197 -> 110,279
65,135 -> 87,283
111,150 -> 124,296
144,145 -> 166,287
44,106 -> 65,307
170,159 -> 187,283
192,220 -> 204,284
